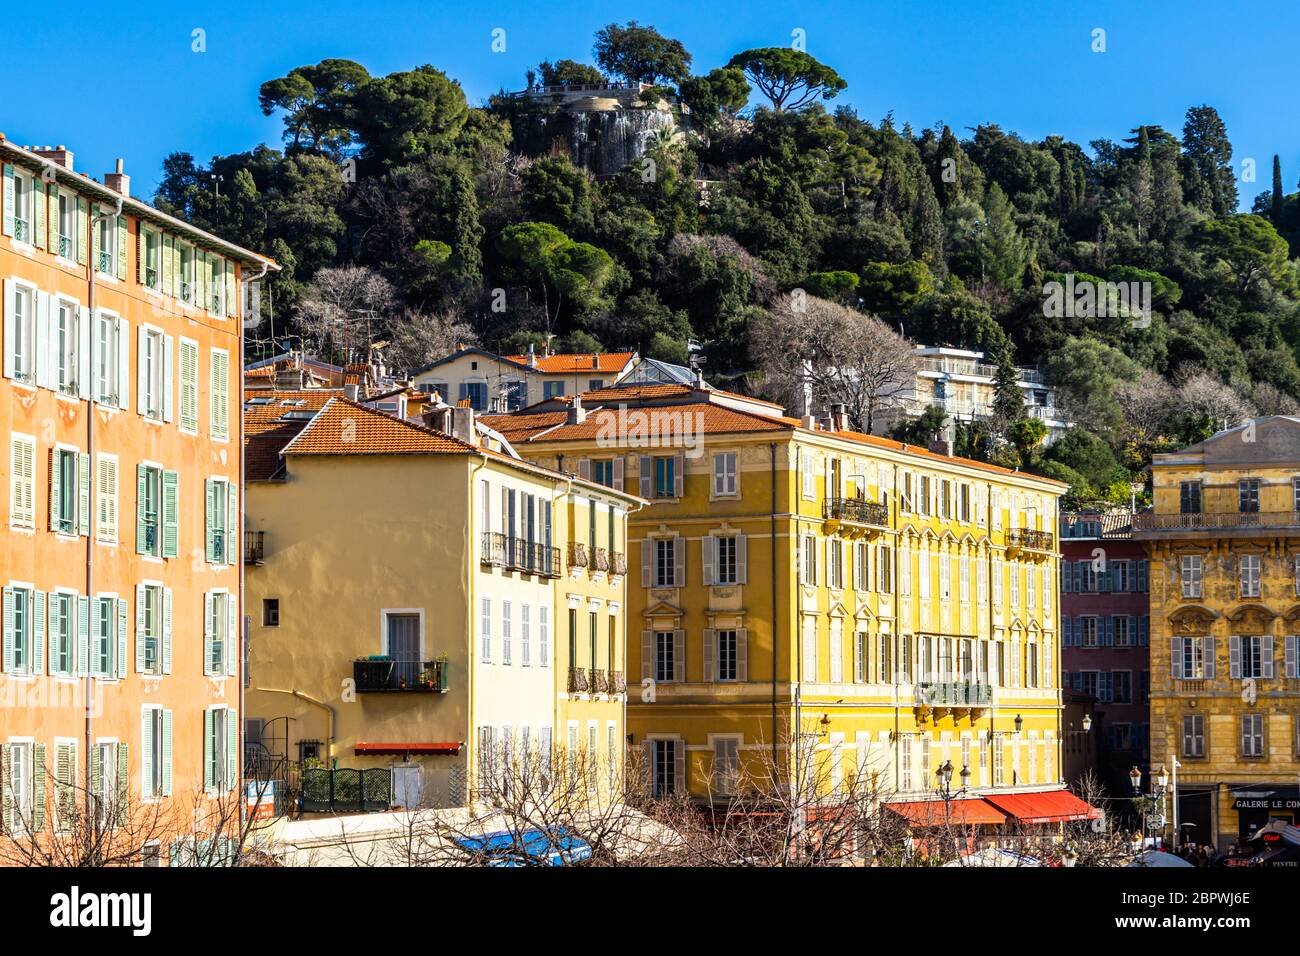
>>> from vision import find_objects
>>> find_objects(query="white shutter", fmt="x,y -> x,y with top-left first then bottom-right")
2,279 -> 14,379
1286,635 -> 1298,680
141,710 -> 155,799
77,306 -> 91,399
203,591 -> 215,676
227,592 -> 238,677
135,584 -> 147,673
162,588 -> 172,674
137,323 -> 148,411
163,335 -> 174,422
1204,637 -> 1216,679
1261,635 -> 1274,680
35,291 -> 50,389
672,454 -> 683,498
116,318 -> 129,410
1229,635 -> 1241,679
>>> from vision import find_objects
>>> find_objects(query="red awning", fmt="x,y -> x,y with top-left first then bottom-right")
354,742 -> 462,756
984,790 -> 1101,823
885,798 -> 1007,827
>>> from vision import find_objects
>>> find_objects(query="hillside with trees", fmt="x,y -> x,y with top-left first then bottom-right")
154,24 -> 1300,504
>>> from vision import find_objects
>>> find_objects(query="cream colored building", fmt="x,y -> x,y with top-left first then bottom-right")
412,347 -> 636,412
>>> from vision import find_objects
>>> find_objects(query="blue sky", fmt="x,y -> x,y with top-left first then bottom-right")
4,0 -> 1296,206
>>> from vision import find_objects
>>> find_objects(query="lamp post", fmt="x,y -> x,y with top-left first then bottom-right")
1130,764 -> 1169,849
1067,714 -> 1093,781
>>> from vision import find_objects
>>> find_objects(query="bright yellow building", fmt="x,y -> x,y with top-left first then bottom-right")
484,385 -> 1076,825
1136,416 -> 1300,849
242,396 -> 640,811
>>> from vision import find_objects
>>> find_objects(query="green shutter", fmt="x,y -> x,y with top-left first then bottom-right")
162,470 -> 179,558
136,465 -> 149,555
116,215 -> 127,280
31,743 -> 45,832
75,196 -> 87,264
1,744 -> 12,832
225,260 -> 236,317
2,587 -> 13,674
161,709 -> 173,796
116,743 -> 128,824
140,710 -> 154,799
55,743 -> 71,830
162,588 -> 172,674
135,584 -> 147,673
162,234 -> 173,294
32,179 -> 45,251
226,709 -> 238,792
204,479 -> 217,562
49,449 -> 61,531
203,591 -> 215,676
1,164 -> 13,236
76,596 -> 89,675
117,598 -> 128,678
203,709 -> 215,790
90,744 -> 103,810
32,590 -> 45,675
227,481 -> 238,554
78,453 -> 90,537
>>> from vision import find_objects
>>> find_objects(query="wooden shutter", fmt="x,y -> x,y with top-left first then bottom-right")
737,629 -> 748,682
638,456 -> 652,498
32,178 -> 45,251
736,535 -> 748,585
227,481 -> 239,555
702,629 -> 715,682
116,744 -> 129,824
672,740 -> 686,795
1287,635 -> 1298,680
225,260 -> 236,318
227,594 -> 238,677
161,709 -> 173,795
116,318 -> 129,411
136,465 -> 149,554
672,630 -> 685,682
1,587 -> 13,673
1229,635 -> 1242,679
672,537 -> 685,587
162,588 -> 172,674
32,590 -> 45,675
76,596 -> 89,675
1261,635 -> 1274,679
1,164 -> 12,236
161,470 -> 179,558
77,453 -> 90,536
203,709 -> 215,790
641,630 -> 653,682
34,291 -> 50,389
672,454 -> 684,498
31,742 -> 45,832
163,335 -> 176,422
135,585 -> 147,672
1204,637 -> 1216,679
701,535 -> 715,586
141,710 -> 155,799
75,196 -> 87,264
1170,637 -> 1184,679
226,709 -> 239,790
204,479 -> 217,562
116,598 -> 128,678
203,592 -> 215,676
578,458 -> 590,480
640,540 -> 652,589
612,456 -> 624,490
77,306 -> 90,400
116,215 -> 127,280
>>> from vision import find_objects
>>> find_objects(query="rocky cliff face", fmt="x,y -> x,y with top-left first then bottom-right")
511,105 -> 681,177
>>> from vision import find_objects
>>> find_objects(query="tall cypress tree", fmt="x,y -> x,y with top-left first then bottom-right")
1272,154 -> 1284,224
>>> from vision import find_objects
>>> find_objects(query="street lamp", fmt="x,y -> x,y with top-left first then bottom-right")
1131,765 -> 1168,849
1082,714 -> 1092,733
1014,714 -> 1023,734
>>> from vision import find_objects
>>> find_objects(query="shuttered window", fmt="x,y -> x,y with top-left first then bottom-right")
178,338 -> 199,432
209,348 -> 230,440
9,434 -> 35,529
96,455 -> 118,544
203,478 -> 235,564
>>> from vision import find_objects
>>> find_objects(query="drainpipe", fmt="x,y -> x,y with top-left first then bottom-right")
84,194 -> 122,817
770,443 -> 779,770
255,687 -> 334,761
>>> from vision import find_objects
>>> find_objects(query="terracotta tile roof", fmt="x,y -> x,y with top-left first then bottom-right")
478,410 -> 571,442
823,428 -> 1068,485
282,398 -> 476,457
579,383 -> 694,403
243,391 -> 344,480
504,351 -> 635,374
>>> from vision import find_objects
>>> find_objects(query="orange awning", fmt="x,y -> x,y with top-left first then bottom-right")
354,742 -> 462,756
884,798 -> 1007,827
984,790 -> 1101,823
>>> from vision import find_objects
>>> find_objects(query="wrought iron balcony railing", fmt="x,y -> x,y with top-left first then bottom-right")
1007,528 -> 1054,551
145,266 -> 158,288
591,668 -> 608,694
568,541 -> 588,569
58,236 -> 72,259
592,547 -> 610,573
353,658 -> 448,693
610,671 -> 626,694
823,497 -> 889,527
97,250 -> 113,274
915,681 -> 993,707
245,530 -> 265,565
610,551 -> 627,576
567,666 -> 589,694
480,532 -> 560,577
14,219 -> 29,242
1134,511 -> 1300,534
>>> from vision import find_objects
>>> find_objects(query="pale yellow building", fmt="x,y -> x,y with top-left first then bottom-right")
412,346 -> 636,412
243,396 -> 640,811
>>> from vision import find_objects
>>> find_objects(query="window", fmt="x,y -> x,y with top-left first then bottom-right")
655,631 -> 675,682
1238,479 -> 1260,514
10,168 -> 33,242
204,707 -> 236,792
91,596 -> 121,678
54,298 -> 82,396
1113,616 -> 1132,647
1182,555 -> 1203,599
801,535 -> 818,586
51,447 -> 85,536
1234,635 -> 1269,680
205,478 -> 235,564
9,435 -> 35,530
480,597 -> 492,662
714,535 -> 739,585
141,228 -> 162,290
94,211 -> 119,276
1179,480 -> 1201,514
654,538 -> 677,588
141,707 -> 170,798
592,459 -> 615,488
204,591 -> 234,677
1239,554 -> 1261,599
57,190 -> 79,260
652,739 -> 678,797
1077,616 -> 1099,648
4,280 -> 35,384
178,339 -> 198,432
542,381 -> 565,400
713,452 -> 738,496
502,601 -> 513,665
1294,477 -> 1300,515
653,456 -> 676,498
209,349 -> 230,440
539,606 -> 549,667
712,738 -> 740,794
1241,714 -> 1265,758
2,586 -> 37,674
878,545 -> 892,594
136,584 -> 168,676
1176,637 -> 1208,680
459,381 -> 487,410
1112,670 -> 1132,703
94,310 -> 127,408
94,741 -> 120,827
139,327 -> 170,421
49,592 -> 74,676
829,538 -> 845,590
262,598 -> 279,627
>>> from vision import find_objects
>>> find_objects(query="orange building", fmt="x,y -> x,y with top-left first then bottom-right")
0,138 -> 276,860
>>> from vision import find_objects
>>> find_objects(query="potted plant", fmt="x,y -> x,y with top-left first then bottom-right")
418,668 -> 436,689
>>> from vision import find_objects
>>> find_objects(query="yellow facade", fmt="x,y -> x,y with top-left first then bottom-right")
485,391 -> 1067,809
1137,416 -> 1300,848
243,399 -> 638,809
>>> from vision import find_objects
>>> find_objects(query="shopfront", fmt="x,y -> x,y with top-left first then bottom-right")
1229,785 -> 1300,842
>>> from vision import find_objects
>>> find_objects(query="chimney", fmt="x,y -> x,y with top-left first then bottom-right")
344,383 -> 360,402
527,342 -> 538,368
275,367 -> 305,390
422,406 -> 455,434
104,158 -> 130,197
928,430 -> 952,457
566,395 -> 587,425
31,145 -> 74,170
454,341 -> 466,353
830,403 -> 850,432
591,354 -> 599,369
451,406 -> 479,446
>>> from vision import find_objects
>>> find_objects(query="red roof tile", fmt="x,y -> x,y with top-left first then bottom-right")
282,398 -> 476,457
504,351 -> 635,374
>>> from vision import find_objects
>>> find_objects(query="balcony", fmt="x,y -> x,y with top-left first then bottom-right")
591,668 -> 608,694
610,552 -> 627,576
97,250 -> 113,274
568,541 -> 589,570
823,497 -> 889,529
1133,510 -> 1300,539
592,547 -> 610,573
610,671 -> 626,694
244,530 -> 265,565
916,681 -> 993,707
567,666 -> 589,694
58,235 -> 72,259
1006,528 -> 1054,554
480,532 -> 560,577
145,267 -> 158,289
353,658 -> 449,693
14,219 -> 29,242
211,294 -> 222,313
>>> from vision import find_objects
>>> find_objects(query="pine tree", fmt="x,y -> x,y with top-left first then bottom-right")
991,338 -> 1025,433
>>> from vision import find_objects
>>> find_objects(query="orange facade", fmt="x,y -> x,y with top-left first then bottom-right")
0,138 -> 273,853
